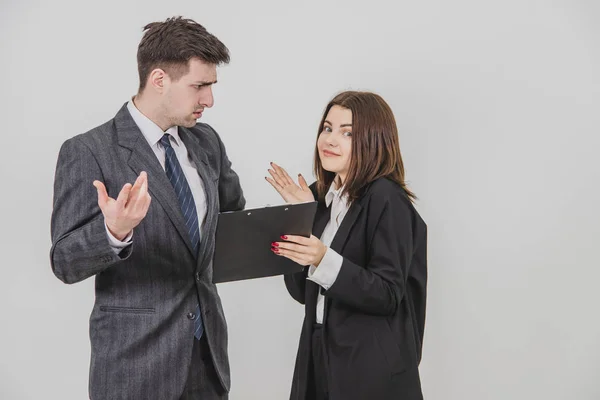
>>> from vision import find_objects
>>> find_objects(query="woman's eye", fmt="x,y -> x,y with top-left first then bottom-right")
342,131 -> 352,137
323,126 -> 332,133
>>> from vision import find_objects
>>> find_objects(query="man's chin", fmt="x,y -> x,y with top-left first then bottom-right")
180,119 -> 198,128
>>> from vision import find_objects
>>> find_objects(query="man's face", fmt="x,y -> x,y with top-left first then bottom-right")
162,58 -> 217,128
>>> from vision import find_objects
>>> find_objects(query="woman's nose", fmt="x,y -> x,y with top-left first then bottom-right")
325,134 -> 338,146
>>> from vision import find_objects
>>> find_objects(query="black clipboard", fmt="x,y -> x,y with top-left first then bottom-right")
212,201 -> 318,283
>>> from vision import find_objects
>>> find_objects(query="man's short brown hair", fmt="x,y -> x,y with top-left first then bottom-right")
137,16 -> 230,92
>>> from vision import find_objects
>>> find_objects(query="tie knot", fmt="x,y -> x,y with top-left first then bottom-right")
159,133 -> 172,149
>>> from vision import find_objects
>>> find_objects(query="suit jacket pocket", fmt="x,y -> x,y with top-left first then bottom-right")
99,306 -> 155,314
374,326 -> 407,375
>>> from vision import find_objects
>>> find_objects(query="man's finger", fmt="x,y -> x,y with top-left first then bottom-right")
133,180 -> 151,212
115,182 -> 132,208
143,194 -> 152,213
127,172 -> 146,206
131,171 -> 145,191
134,192 -> 152,217
137,174 -> 148,200
93,181 -> 109,209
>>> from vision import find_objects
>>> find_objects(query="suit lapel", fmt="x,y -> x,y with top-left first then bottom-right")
178,127 -> 217,270
322,199 -> 363,324
329,201 -> 363,254
313,202 -> 331,239
302,202 -> 330,321
114,104 -> 196,257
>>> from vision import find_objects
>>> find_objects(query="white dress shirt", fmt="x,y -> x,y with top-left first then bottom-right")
106,100 -> 208,252
306,181 -> 350,324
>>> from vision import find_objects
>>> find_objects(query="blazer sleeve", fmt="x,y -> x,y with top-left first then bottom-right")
50,138 -> 132,284
284,267 -> 309,305
210,126 -> 245,212
323,190 -> 414,316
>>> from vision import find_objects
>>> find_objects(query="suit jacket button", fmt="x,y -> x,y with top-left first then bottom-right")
195,272 -> 200,282
187,312 -> 196,320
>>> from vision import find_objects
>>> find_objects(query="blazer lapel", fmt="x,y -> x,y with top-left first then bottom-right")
309,201 -> 333,319
329,201 -> 363,254
178,127 -> 216,270
114,104 -> 196,257
313,202 -> 331,239
323,200 -> 363,323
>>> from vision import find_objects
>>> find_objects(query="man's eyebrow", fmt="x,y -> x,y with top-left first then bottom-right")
193,80 -> 217,86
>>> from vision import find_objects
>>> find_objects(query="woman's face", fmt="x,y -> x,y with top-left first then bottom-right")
317,105 -> 353,184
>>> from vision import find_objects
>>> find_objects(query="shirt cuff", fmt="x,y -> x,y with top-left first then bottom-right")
307,247 -> 343,290
105,221 -> 133,254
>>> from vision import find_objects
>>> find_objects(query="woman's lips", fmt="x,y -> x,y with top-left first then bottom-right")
322,149 -> 341,157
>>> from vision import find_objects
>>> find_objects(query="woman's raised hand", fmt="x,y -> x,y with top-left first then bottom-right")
265,162 -> 315,204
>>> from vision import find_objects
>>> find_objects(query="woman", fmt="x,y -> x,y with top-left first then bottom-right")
266,91 -> 427,400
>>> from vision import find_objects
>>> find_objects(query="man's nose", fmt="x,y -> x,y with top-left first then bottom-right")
200,86 -> 214,108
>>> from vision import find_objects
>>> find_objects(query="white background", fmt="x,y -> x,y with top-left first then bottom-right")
1,0 -> 599,399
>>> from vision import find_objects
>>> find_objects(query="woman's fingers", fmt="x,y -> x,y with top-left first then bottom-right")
271,162 -> 295,186
268,168 -> 287,188
272,246 -> 309,266
298,174 -> 310,191
265,176 -> 284,193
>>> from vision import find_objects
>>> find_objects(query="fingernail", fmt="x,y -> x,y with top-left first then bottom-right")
271,242 -> 279,247
281,235 -> 287,240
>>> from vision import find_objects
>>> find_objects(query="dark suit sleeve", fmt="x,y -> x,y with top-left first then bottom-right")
324,191 -> 413,316
50,138 -> 131,284
210,127 -> 245,212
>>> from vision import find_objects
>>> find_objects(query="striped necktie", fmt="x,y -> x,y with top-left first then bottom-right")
160,133 -> 204,340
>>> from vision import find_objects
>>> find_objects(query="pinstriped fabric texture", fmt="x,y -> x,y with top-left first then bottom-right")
50,103 -> 246,399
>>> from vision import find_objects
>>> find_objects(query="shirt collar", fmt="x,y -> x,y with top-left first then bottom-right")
325,178 -> 346,208
126,99 -> 180,147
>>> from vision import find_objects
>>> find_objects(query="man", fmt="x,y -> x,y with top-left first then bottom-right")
50,17 -> 245,399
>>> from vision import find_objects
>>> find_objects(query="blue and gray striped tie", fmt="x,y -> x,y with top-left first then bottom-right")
160,133 -> 203,340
